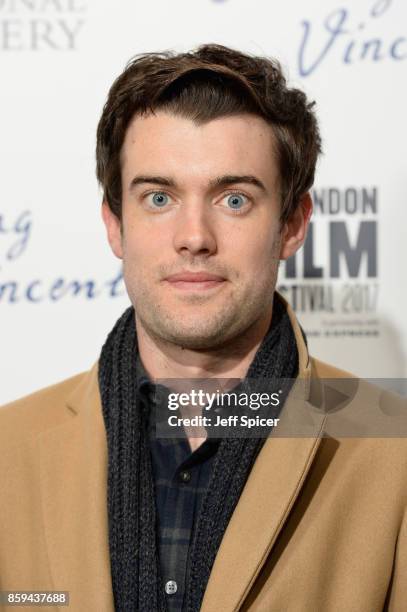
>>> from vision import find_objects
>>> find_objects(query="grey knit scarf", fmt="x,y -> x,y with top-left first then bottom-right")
98,293 -> 299,611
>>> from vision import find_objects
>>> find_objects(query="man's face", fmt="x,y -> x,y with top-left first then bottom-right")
103,111 -> 309,349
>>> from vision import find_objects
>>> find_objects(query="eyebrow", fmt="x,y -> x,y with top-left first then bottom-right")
129,175 -> 175,190
129,174 -> 267,193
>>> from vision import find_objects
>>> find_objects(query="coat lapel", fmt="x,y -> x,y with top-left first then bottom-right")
38,364 -> 114,612
200,384 -> 326,612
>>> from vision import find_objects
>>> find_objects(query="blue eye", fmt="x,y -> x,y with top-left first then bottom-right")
151,192 -> 169,207
227,194 -> 246,209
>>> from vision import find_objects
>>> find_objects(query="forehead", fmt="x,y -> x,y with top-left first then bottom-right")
120,111 -> 279,188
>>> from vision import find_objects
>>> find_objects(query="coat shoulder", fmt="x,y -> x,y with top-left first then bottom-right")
308,356 -> 407,484
310,355 -> 357,379
0,370 -> 91,442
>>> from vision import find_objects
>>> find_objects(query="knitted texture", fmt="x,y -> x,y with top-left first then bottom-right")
98,293 -> 299,611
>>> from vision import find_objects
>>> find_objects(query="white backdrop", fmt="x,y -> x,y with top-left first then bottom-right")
1,0 -> 406,404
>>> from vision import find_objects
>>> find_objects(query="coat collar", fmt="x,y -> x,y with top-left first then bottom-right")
39,292 -> 326,612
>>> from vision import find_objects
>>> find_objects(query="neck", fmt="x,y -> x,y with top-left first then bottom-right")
135,305 -> 274,452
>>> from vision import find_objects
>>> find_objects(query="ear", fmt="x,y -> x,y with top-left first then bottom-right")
101,201 -> 123,259
279,192 -> 313,260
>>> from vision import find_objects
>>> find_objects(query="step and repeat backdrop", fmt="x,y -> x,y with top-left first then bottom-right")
1,0 -> 406,404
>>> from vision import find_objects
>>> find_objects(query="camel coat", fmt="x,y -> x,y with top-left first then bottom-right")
1,301 -> 406,611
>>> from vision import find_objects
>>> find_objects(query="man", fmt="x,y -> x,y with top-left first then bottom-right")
0,44 -> 406,612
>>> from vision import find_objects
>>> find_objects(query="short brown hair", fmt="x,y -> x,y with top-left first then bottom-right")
96,43 -> 321,224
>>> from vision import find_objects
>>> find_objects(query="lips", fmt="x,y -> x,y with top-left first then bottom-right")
163,271 -> 226,291
165,271 -> 225,282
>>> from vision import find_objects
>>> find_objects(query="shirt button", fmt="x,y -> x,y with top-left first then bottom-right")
165,580 -> 178,595
179,470 -> 191,483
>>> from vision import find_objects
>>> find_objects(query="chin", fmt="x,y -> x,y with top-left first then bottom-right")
148,314 -> 237,348
136,300 -> 247,348
161,326 -> 225,350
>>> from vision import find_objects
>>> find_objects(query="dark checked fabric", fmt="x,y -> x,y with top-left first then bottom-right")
136,355 -> 221,612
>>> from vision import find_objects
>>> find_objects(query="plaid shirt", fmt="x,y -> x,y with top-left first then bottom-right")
136,356 -> 221,612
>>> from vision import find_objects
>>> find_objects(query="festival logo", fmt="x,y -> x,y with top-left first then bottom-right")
278,186 -> 380,339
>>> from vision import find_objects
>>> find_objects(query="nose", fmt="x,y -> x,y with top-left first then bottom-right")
172,203 -> 217,259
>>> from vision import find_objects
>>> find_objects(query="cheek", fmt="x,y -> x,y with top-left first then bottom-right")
121,222 -> 170,281
122,213 -> 149,256
120,223 -> 145,272
223,225 -> 281,273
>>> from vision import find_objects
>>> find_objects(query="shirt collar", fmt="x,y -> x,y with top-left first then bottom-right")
135,355 -> 223,450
